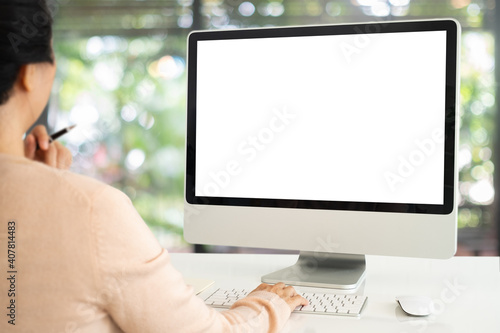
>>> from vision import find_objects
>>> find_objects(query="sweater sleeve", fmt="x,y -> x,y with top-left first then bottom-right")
90,185 -> 291,333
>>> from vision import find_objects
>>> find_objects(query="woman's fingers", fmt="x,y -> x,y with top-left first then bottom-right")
23,133 -> 36,159
250,282 -> 308,312
26,126 -> 73,170
30,125 -> 51,150
36,142 -> 57,167
54,141 -> 72,170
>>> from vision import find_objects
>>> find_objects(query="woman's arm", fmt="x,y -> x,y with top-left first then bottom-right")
90,186 -> 305,332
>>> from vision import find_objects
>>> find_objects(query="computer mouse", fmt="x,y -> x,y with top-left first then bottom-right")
396,296 -> 434,316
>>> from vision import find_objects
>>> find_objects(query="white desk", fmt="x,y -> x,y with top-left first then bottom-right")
170,253 -> 500,333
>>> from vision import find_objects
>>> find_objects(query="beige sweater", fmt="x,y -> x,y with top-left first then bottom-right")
0,153 -> 290,332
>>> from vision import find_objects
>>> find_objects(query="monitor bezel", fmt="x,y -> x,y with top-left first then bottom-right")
186,19 -> 458,215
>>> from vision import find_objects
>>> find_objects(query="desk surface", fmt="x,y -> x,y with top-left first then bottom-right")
170,253 -> 500,333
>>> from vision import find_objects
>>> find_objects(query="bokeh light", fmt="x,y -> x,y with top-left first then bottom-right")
469,180 -> 495,205
125,149 -> 146,171
238,2 -> 256,17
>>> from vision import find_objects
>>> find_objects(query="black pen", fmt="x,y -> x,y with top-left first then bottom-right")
36,125 -> 76,150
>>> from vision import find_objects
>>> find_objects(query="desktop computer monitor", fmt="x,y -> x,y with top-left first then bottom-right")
184,19 -> 460,289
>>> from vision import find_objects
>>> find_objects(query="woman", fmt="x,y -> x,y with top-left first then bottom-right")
0,1 -> 307,332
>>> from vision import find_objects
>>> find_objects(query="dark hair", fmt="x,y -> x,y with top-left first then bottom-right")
0,0 -> 54,105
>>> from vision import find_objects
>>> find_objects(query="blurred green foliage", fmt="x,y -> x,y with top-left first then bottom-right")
51,0 -> 496,251
52,35 -> 189,249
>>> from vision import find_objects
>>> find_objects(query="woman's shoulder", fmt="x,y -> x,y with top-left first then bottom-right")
30,156 -> 122,202
0,152 -> 128,209
56,168 -> 130,209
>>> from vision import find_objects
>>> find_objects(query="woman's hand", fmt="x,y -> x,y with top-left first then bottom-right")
250,282 -> 308,312
24,125 -> 72,170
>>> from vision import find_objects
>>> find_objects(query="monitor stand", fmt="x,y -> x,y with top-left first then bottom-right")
261,252 -> 366,290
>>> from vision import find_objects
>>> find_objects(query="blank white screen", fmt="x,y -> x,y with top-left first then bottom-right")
195,31 -> 447,205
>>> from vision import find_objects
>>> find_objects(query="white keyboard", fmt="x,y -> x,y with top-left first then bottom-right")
204,288 -> 368,317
